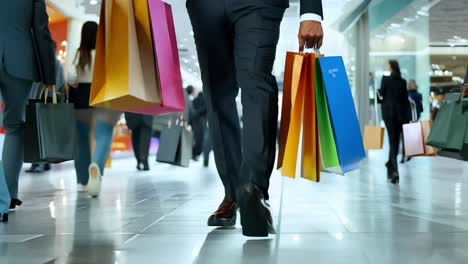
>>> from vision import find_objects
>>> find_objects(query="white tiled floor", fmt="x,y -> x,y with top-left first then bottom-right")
0,150 -> 468,264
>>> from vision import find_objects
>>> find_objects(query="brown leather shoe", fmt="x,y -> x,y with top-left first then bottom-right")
207,199 -> 237,227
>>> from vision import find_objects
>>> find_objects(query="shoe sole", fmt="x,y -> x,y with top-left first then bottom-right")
87,164 -> 101,198
239,191 -> 269,237
207,215 -> 237,227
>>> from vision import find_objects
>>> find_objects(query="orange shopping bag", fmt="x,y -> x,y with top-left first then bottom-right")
278,52 -> 320,182
363,125 -> 385,150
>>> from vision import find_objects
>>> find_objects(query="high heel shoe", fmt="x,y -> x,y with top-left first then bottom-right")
385,163 -> 393,180
391,173 -> 400,185
9,199 -> 23,210
0,213 -> 8,223
142,160 -> 150,171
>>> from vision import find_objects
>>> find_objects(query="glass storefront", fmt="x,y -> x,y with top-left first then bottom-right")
368,0 -> 430,119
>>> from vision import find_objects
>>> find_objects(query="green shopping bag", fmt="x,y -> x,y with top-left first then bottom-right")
315,60 -> 339,168
427,93 -> 468,150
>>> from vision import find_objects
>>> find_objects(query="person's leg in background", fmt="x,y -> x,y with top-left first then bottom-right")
138,123 -> 152,171
187,0 -> 242,227
92,109 -> 120,175
0,66 -> 32,209
385,118 -> 401,184
74,109 -> 93,190
87,109 -> 120,197
202,125 -> 212,168
232,3 -> 284,236
400,132 -> 406,163
0,161 -> 10,221
131,124 -> 142,169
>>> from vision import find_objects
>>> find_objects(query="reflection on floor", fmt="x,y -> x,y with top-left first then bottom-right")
0,151 -> 468,264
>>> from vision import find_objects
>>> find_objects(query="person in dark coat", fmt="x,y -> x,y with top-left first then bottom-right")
125,113 -> 154,171
190,92 -> 208,160
378,60 -> 411,184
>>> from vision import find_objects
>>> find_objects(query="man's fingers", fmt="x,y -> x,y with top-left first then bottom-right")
317,36 -> 323,49
299,37 -> 305,52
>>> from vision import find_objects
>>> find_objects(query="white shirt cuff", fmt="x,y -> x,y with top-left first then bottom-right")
300,13 -> 322,23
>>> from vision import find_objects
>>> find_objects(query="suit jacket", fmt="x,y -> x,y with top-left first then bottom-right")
0,0 -> 56,84
379,75 -> 411,123
278,0 -> 323,17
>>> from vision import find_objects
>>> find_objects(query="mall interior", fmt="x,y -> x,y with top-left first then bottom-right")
0,0 -> 468,263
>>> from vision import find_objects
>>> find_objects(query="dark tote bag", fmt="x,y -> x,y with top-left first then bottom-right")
427,92 -> 468,150
69,83 -> 92,109
24,88 -> 75,163
156,121 -> 193,167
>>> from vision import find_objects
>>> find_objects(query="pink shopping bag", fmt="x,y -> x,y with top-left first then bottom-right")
403,122 -> 425,156
127,0 -> 185,115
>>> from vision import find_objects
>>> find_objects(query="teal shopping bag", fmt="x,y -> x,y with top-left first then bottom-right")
317,57 -> 366,173
427,94 -> 468,150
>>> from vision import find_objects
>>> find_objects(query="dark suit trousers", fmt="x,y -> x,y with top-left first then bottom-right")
187,0 -> 284,200
384,118 -> 403,172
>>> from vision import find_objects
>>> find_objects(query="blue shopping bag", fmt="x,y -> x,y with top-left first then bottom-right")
317,56 -> 366,173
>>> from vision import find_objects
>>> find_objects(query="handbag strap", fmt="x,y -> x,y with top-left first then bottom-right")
409,98 -> 417,122
43,86 -> 58,104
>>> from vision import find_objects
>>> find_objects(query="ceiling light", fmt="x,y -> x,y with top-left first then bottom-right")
90,0 -> 98,5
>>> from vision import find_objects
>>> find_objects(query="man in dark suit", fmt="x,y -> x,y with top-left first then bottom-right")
187,0 -> 324,236
0,0 -> 56,221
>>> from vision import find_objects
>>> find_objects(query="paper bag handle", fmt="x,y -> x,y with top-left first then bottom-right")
39,85 -> 58,104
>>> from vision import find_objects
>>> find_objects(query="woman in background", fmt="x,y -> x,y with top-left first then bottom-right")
379,60 -> 411,184
69,21 -> 121,197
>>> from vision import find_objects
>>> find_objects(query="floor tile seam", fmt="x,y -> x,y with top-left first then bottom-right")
139,199 -> 193,233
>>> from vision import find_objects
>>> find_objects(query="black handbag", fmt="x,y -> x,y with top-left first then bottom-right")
24,87 -> 76,163
156,119 -> 193,167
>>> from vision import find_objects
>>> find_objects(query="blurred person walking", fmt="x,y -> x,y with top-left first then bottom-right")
68,21 -> 121,198
378,60 -> 411,184
190,92 -> 208,161
125,112 -> 154,171
407,80 -> 423,120
187,0 -> 324,236
0,0 -> 56,220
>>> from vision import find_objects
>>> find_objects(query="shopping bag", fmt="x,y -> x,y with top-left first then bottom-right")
277,52 -> 304,171
156,121 -> 193,167
363,126 -> 385,150
317,57 -> 366,173
427,93 -> 468,150
403,122 -> 425,156
91,0 -> 182,114
278,53 -> 320,181
315,58 -> 339,169
24,88 -> 75,163
420,120 -> 437,156
128,0 -> 185,114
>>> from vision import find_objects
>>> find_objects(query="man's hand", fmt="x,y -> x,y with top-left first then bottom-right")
298,21 -> 324,52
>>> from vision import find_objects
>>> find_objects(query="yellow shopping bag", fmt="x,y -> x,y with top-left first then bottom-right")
91,0 -> 161,110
